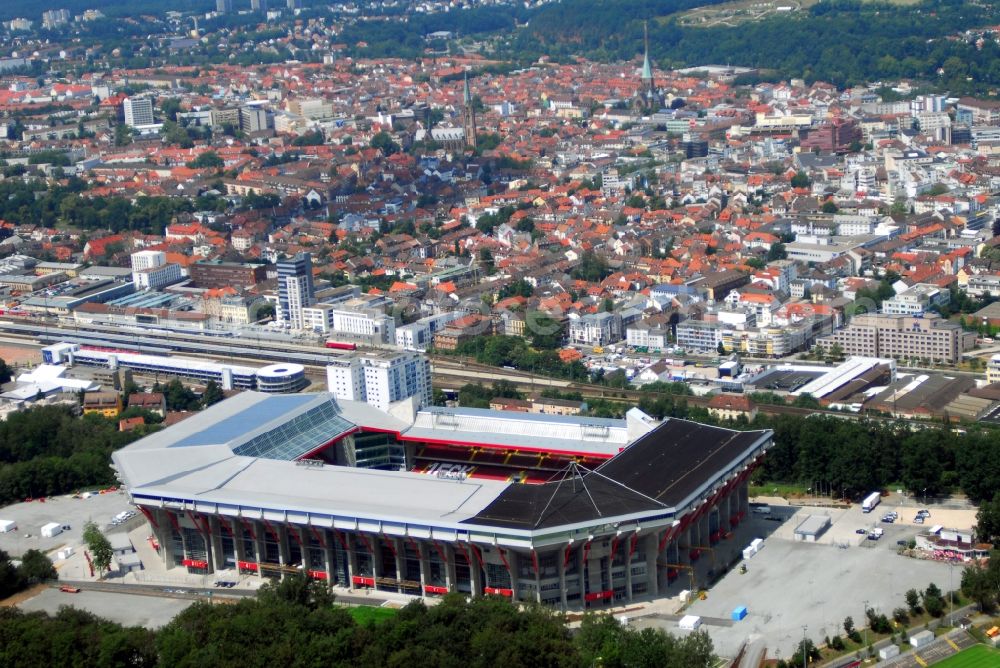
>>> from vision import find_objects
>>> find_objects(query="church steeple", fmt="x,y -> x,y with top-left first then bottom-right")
641,20 -> 653,86
462,70 -> 477,151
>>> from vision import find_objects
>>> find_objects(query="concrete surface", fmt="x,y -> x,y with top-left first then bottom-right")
0,491 -> 135,558
632,502 -> 962,661
18,588 -> 194,629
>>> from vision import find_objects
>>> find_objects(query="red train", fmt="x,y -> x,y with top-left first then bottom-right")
324,341 -> 357,351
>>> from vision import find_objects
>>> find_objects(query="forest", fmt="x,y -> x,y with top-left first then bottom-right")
0,179 -> 220,238
0,405 -> 150,507
511,0 -> 1000,93
0,576 -> 716,668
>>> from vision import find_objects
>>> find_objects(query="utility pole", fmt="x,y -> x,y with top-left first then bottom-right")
863,600 -> 869,656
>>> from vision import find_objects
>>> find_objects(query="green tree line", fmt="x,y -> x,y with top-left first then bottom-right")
0,576 -> 716,668
0,405 -> 151,506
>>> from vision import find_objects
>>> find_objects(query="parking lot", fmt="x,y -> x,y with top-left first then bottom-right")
633,500 -> 964,661
18,588 -> 193,629
0,491 -> 135,558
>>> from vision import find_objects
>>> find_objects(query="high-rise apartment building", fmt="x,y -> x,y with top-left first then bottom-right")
123,97 -> 154,128
277,252 -> 314,330
325,351 -> 432,411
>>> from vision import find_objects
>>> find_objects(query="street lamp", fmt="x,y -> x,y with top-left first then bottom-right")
949,561 -> 954,625
801,625 -> 808,668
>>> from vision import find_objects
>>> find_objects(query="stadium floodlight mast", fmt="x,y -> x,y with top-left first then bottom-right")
801,625 -> 808,668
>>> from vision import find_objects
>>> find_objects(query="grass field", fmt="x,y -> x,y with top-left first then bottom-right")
933,645 -> 1000,668
348,606 -> 398,625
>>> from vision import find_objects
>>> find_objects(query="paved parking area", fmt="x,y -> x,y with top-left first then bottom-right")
0,492 -> 135,558
633,502 -> 959,661
18,588 -> 193,629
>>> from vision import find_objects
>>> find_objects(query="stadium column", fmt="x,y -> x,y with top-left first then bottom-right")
624,538 -> 633,602
232,518 -> 246,566
739,479 -> 750,516
644,534 -> 658,597
154,509 -> 176,569
253,521 -> 266,577
371,535 -> 383,584
323,531 -> 335,584
392,537 -> 404,588
209,516 -> 225,572
344,534 -> 358,587
417,541 -> 430,594
276,524 -> 290,571
557,543 -> 568,608
443,544 -> 456,592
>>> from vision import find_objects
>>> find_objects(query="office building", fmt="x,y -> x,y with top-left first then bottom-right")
239,106 -> 269,133
41,9 -> 71,28
816,313 -> 974,364
132,263 -> 183,290
325,351 -> 432,411
123,97 -> 155,128
112,391 -> 771,606
216,0 -> 233,12
131,250 -> 166,273
251,0 -> 268,11
277,253 -> 315,330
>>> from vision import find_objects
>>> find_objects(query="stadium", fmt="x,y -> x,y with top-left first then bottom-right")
112,392 -> 772,608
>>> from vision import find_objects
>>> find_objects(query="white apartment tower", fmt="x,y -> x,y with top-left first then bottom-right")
326,352 -> 432,411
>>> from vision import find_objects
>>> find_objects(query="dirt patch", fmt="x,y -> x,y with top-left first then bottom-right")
0,583 -> 47,607
0,344 -> 42,367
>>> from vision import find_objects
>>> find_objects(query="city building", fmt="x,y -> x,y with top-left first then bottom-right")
216,0 -> 233,12
881,284 -> 950,316
569,312 -> 623,347
132,263 -> 183,290
112,391 -> 771,607
325,351 -> 432,410
41,9 -> 71,28
816,314 -> 974,364
189,261 -> 268,289
277,253 -> 315,330
123,97 -> 155,128
988,354 -> 1000,385
239,106 -> 269,133
131,250 -> 166,273
43,343 -> 306,393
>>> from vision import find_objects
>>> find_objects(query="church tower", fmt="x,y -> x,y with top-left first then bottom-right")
462,71 -> 477,151
641,21 -> 656,108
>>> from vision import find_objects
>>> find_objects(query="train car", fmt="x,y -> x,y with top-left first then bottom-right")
324,341 -> 357,351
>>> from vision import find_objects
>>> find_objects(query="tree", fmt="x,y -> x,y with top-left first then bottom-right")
923,583 -> 945,617
976,492 -> 1000,545
905,588 -> 922,615
186,151 -> 224,170
821,200 -> 839,214
843,615 -> 855,636
790,171 -> 810,188
370,131 -> 400,155
82,522 -> 113,578
201,380 -> 224,408
717,341 -> 726,355
766,242 -> 787,261
961,559 -> 998,612
164,378 -> 199,411
18,549 -> 56,583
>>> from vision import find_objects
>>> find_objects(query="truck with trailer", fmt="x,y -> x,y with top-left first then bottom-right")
861,491 -> 881,513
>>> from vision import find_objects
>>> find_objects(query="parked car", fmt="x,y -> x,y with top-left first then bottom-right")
856,528 -> 868,535
914,516 -> 925,524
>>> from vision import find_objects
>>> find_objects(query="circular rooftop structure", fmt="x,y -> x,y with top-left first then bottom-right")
256,363 -> 307,393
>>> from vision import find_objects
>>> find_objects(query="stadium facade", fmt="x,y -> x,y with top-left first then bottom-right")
113,392 -> 771,607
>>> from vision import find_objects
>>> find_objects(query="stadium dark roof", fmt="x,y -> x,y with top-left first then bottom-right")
464,419 -> 769,530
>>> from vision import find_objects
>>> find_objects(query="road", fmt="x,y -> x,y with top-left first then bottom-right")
57,579 -> 392,608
